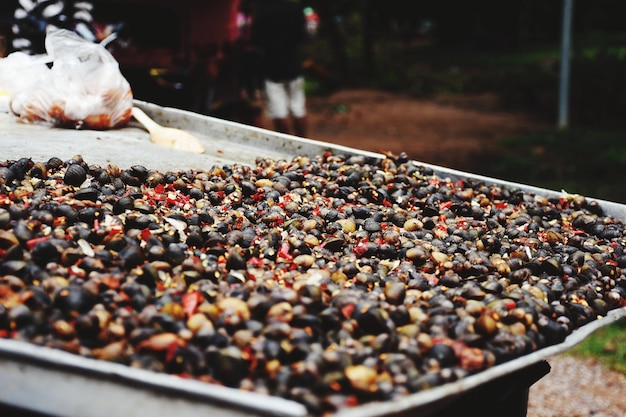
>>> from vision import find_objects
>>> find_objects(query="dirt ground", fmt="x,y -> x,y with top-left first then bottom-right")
270,88 -> 548,174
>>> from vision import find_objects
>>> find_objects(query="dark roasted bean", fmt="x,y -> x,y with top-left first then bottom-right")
0,153 -> 624,416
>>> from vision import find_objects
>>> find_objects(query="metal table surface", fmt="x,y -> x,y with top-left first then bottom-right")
1,102 -> 625,417
0,100 -> 382,171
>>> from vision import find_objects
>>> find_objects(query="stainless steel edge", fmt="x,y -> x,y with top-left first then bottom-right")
0,337 -> 308,417
133,100 -> 385,164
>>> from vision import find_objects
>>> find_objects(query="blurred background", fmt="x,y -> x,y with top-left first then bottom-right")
0,0 -> 625,391
2,0 -> 625,202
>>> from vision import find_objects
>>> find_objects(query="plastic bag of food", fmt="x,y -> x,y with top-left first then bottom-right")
0,28 -> 132,129
0,51 -> 50,113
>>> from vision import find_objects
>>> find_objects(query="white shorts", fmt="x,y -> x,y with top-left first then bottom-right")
264,77 -> 306,119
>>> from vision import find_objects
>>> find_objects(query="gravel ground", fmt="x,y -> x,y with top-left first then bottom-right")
527,355 -> 626,417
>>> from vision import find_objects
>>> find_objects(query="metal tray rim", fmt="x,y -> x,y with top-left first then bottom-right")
0,307 -> 623,417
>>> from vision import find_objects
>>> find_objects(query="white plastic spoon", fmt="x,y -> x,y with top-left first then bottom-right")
132,107 -> 205,153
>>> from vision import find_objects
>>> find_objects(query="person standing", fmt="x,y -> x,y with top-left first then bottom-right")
251,0 -> 308,137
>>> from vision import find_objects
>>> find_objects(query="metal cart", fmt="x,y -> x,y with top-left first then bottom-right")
1,102 -> 625,417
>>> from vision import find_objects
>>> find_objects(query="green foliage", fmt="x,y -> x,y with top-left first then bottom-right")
368,36 -> 626,129
568,51 -> 626,129
484,128 -> 626,204
567,318 -> 626,375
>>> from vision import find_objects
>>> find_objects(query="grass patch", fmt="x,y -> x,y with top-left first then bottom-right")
567,318 -> 626,375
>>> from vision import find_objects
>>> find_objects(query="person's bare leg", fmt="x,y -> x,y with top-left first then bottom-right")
293,116 -> 308,138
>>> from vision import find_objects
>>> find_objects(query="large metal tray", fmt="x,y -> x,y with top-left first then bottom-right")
1,102 -> 625,417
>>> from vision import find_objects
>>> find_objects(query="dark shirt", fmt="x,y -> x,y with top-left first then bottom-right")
251,0 -> 306,82
10,0 -> 96,54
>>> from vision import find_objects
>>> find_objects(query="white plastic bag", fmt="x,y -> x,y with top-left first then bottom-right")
0,52 -> 51,113
0,28 -> 133,129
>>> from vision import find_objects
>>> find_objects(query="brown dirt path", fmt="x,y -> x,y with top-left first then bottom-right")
302,89 -> 548,174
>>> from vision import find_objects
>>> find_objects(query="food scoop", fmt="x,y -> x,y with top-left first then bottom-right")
132,106 -> 205,153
